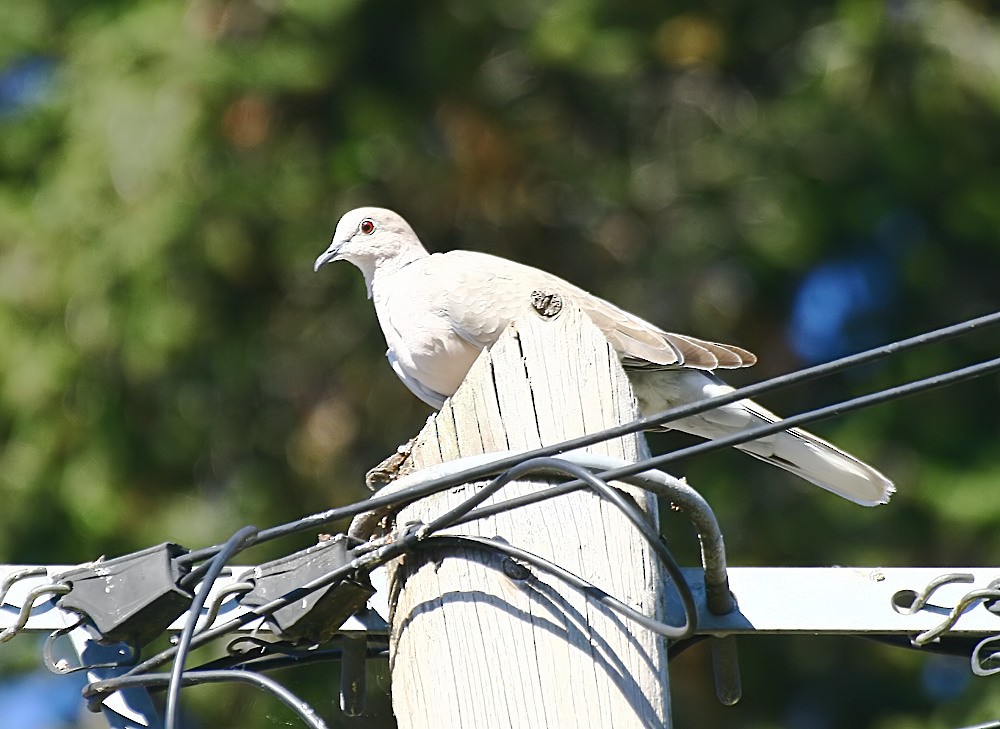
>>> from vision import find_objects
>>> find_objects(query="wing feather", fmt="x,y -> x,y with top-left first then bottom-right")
429,250 -> 756,372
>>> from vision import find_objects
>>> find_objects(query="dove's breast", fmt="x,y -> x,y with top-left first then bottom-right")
371,257 -> 496,406
371,250 -> 578,407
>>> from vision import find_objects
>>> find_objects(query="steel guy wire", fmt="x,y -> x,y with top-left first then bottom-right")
177,310 -> 1000,567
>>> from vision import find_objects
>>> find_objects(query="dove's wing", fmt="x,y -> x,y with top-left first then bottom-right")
434,251 -> 757,370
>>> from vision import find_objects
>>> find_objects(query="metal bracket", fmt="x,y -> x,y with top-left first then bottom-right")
673,567 -> 1000,636
55,543 -> 193,648
237,534 -> 376,644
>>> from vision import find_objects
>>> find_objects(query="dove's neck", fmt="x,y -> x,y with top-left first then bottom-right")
362,243 -> 428,299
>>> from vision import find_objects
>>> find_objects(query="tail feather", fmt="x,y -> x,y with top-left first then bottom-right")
737,426 -> 894,506
628,369 -> 895,506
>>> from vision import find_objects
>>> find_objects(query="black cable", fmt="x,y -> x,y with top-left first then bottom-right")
177,311 -> 1000,567
593,354 -> 1000,486
446,355 -> 1000,519
417,456 -> 697,639
418,457 -> 564,534
108,455 -> 683,685
107,452 -> 696,693
414,534 -> 692,639
110,452 -> 697,688
192,638 -> 390,674
438,453 -> 737,615
164,525 -> 258,729
668,634 -> 710,659
84,669 -> 327,729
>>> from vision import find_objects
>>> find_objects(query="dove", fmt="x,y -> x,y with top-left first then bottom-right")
314,207 -> 894,506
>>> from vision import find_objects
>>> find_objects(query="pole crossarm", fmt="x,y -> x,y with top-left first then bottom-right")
6,565 -> 999,640
0,565 -> 390,636
679,567 -> 1000,637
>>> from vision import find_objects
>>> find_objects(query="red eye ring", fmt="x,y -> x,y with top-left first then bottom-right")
359,218 -> 376,235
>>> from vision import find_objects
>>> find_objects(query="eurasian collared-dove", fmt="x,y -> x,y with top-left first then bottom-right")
314,207 -> 894,506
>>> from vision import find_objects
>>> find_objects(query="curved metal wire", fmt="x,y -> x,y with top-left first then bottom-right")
912,582 -> 1000,647
973,633 -> 1000,677
0,567 -> 49,606
447,452 -> 735,616
0,583 -> 70,643
192,580 -> 254,637
43,617 -> 138,675
896,573 -> 975,616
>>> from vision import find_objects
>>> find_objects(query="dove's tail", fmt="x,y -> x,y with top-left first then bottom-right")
732,413 -> 895,506
630,370 -> 894,506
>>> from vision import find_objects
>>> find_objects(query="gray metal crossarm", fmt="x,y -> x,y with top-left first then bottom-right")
0,565 -> 389,636
4,561 -> 1000,729
1,565 -> 391,729
678,567 -> 1000,636
7,564 -> 1000,640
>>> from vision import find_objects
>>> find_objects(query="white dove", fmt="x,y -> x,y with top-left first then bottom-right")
314,207 -> 894,506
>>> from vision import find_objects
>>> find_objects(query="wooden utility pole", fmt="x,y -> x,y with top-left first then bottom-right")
377,299 -> 671,728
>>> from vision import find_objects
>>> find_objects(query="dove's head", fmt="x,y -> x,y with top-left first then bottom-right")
314,207 -> 428,296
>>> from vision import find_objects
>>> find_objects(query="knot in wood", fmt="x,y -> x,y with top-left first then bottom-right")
502,558 -> 531,581
530,290 -> 563,318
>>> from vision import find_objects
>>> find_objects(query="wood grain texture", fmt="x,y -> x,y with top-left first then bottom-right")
387,304 -> 670,728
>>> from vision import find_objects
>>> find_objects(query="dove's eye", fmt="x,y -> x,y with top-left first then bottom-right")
359,219 -> 376,235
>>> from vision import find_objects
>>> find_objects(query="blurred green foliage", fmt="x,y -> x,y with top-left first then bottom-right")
1,0 -> 998,726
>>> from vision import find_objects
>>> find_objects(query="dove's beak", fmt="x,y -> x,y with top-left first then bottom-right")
313,244 -> 340,272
